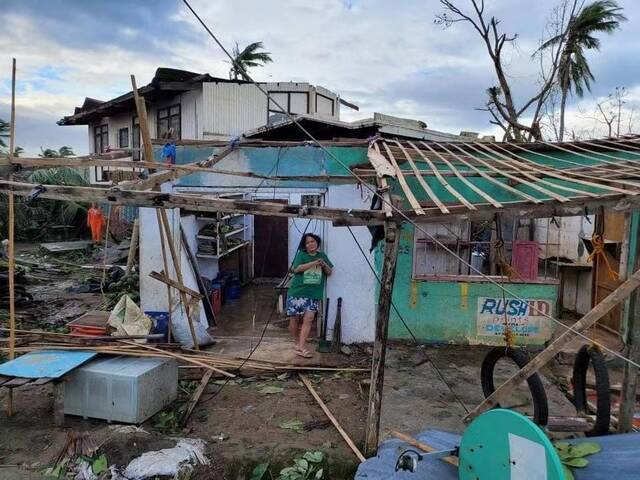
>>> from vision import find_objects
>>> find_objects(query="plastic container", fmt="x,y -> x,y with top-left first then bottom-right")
144,311 -> 169,342
210,284 -> 222,314
67,311 -> 110,337
227,279 -> 241,301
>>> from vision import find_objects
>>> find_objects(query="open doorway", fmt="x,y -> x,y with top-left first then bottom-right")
253,199 -> 289,280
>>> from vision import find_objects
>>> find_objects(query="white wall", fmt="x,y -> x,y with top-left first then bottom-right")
324,184 -> 377,344
534,215 -> 594,262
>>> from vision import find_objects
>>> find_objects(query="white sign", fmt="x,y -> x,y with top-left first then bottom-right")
508,433 -> 548,480
476,297 -> 552,340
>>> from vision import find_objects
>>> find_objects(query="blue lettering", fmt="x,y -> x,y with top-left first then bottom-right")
480,298 -> 496,314
517,301 -> 529,316
495,300 -> 506,315
508,299 -> 520,316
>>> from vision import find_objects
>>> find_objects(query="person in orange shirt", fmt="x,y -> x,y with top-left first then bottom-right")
87,203 -> 106,245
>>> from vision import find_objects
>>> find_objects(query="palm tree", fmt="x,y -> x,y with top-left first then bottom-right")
39,147 -> 59,158
229,41 -> 273,80
540,0 -> 626,140
0,119 -> 10,149
58,146 -> 75,157
13,147 -> 23,157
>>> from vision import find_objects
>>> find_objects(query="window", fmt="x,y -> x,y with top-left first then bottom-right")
301,194 -> 322,207
413,218 -> 518,280
132,116 -> 141,161
267,91 -> 309,124
157,104 -> 181,139
93,124 -> 108,154
315,93 -> 334,116
118,127 -> 129,148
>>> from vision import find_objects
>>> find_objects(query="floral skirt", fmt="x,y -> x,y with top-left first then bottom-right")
286,296 -> 320,316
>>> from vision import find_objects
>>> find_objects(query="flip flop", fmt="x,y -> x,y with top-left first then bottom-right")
295,349 -> 313,359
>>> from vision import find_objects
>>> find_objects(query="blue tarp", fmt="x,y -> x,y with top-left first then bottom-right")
356,429 -> 640,479
0,350 -> 98,379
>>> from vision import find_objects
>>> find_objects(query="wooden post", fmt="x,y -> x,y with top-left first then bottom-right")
53,381 -> 65,427
619,211 -> 640,432
364,220 -> 400,455
156,210 -> 173,343
7,58 -> 16,417
465,265 -> 640,423
125,218 -> 139,275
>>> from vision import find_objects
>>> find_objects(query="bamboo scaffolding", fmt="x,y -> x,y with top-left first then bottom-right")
381,142 -> 425,215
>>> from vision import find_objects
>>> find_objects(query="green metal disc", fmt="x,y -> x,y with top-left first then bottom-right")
459,409 -> 565,480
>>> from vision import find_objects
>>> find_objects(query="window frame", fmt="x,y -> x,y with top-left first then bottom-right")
315,92 -> 335,116
156,103 -> 181,140
267,91 -> 309,124
118,127 -> 129,148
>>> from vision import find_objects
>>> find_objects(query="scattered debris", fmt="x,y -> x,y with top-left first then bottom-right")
123,438 -> 209,480
259,385 -> 285,395
279,419 -> 305,433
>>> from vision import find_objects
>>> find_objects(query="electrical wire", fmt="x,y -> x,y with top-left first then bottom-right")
181,0 -> 640,370
346,225 -> 469,414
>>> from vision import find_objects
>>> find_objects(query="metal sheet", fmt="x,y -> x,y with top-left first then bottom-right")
0,350 -> 98,379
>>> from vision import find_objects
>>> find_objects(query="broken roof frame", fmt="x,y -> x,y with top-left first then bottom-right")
3,135 -> 640,226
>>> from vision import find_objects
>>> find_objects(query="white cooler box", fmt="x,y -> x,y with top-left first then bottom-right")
64,356 -> 178,424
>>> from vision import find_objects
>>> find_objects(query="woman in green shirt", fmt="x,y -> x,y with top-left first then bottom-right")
287,233 -> 333,358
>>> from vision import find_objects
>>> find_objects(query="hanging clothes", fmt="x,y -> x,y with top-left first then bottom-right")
87,205 -> 106,244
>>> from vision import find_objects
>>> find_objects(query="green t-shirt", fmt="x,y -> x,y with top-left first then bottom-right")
288,250 -> 333,300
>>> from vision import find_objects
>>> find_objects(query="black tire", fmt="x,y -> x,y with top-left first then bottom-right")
481,347 -> 549,426
572,345 -> 611,436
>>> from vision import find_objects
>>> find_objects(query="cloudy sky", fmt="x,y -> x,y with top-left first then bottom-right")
0,0 -> 638,155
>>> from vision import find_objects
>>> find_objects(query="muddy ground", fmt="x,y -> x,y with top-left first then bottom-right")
0,243 -> 635,479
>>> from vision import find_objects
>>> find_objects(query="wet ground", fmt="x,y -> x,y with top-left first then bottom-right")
1,255 -> 636,479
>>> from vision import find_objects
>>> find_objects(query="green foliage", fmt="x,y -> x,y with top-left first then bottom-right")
230,41 -> 273,80
154,410 -> 181,432
250,463 -> 270,480
0,118 -> 9,149
91,454 -> 108,475
259,385 -> 284,394
554,441 -> 601,480
277,451 -> 324,480
279,418 -> 304,433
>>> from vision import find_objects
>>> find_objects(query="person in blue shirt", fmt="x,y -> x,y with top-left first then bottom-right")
161,129 -> 176,165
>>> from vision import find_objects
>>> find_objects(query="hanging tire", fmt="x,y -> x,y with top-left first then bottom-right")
572,344 -> 611,436
481,347 -> 549,426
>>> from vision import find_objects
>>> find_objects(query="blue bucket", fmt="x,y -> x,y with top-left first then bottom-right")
145,311 -> 169,342
227,280 -> 242,301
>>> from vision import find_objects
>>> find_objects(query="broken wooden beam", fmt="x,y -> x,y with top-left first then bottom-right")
299,373 -> 366,462
149,270 -> 203,299
181,370 -> 214,426
391,431 -> 459,467
464,266 -> 640,423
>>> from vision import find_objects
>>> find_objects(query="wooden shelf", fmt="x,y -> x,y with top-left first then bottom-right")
196,241 -> 249,260
224,226 -> 246,237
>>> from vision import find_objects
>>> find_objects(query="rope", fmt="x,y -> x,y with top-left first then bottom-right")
181,0 -> 640,371
587,234 -> 620,281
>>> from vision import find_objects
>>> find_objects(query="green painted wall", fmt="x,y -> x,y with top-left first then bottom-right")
379,223 -> 559,346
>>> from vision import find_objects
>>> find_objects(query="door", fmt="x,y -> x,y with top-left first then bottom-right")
253,200 -> 289,279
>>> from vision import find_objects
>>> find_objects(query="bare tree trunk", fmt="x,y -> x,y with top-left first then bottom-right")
558,85 -> 568,142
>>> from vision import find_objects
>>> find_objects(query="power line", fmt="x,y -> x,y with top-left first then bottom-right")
180,0 -> 640,370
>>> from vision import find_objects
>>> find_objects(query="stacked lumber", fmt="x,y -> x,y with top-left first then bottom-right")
0,329 -> 367,378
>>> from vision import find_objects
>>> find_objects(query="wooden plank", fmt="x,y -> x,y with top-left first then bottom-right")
419,142 -> 503,208
451,142 -> 571,202
180,226 -> 216,327
7,57 -> 16,418
118,340 -> 235,378
372,143 -> 393,218
367,146 -> 396,178
542,141 -> 640,173
381,142 -> 425,215
472,142 -> 601,198
618,211 -> 640,432
364,221 -> 400,455
299,373 -> 366,462
0,179 -> 389,227
391,431 -> 459,467
406,141 -> 476,210
434,142 -> 543,204
53,381 -> 65,426
125,218 -> 139,275
158,210 -> 200,350
504,143 -> 640,192
3,377 -> 32,388
149,271 -> 203,299
181,369 -> 214,426
390,140 -> 450,214
464,266 -> 640,423
157,210 -> 174,343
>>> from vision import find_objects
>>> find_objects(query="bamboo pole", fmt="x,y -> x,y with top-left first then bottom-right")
125,218 -> 139,275
6,58 -> 17,417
